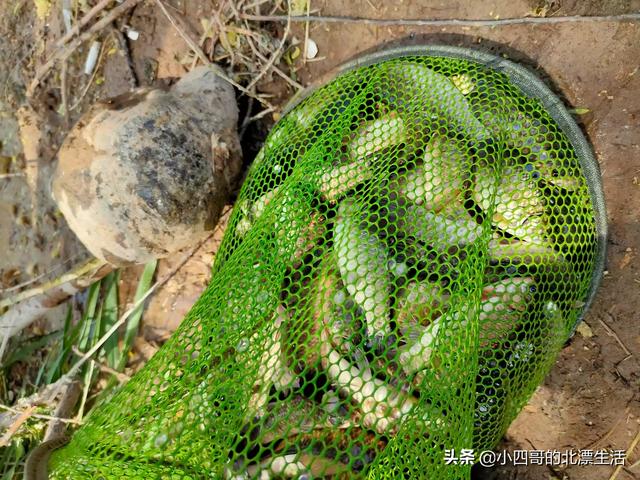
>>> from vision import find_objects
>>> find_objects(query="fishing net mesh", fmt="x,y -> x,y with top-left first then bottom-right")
49,48 -> 604,479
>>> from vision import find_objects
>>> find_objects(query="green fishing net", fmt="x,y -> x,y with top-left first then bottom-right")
48,46 -> 605,479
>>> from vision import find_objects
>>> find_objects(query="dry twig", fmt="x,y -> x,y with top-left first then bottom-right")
246,105 -> 277,123
608,429 -> 640,480
154,0 -> 276,110
0,404 -> 82,426
2,208 -> 229,434
112,25 -> 139,88
598,314 -> 632,360
0,406 -> 35,447
243,34 -> 303,90
53,0 -> 114,49
0,259 -> 112,360
245,4 -> 291,92
212,3 -> 236,67
28,0 -> 145,96
70,37 -> 108,111
0,258 -> 106,309
0,253 -> 84,294
585,405 -> 630,449
241,12 -> 640,26
242,0 -> 271,11
60,61 -> 70,127
71,346 -> 131,383
239,96 -> 255,140
302,0 -> 310,63
7,237 -> 207,423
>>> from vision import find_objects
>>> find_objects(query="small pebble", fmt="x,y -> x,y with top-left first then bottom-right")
305,38 -> 318,59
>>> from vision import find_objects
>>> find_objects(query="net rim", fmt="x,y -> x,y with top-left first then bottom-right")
282,44 -> 607,333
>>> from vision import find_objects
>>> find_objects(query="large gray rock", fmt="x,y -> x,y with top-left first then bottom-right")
53,66 -> 242,265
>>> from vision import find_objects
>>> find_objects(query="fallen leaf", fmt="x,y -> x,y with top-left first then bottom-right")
33,0 -> 51,19
226,31 -> 238,48
290,0 -> 309,15
200,18 -> 211,32
620,251 -> 635,269
576,321 -> 594,338
284,46 -> 301,64
570,107 -> 590,115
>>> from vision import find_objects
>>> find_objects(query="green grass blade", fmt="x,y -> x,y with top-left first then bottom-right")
74,278 -> 107,418
0,439 -> 25,479
77,292 -> 107,419
100,271 -> 120,369
42,304 -> 85,385
38,303 -> 74,385
93,261 -> 157,406
77,280 -> 102,351
116,260 -> 157,371
1,330 -> 62,369
77,356 -> 97,420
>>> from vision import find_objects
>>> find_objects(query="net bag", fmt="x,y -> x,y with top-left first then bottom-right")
48,45 -> 606,479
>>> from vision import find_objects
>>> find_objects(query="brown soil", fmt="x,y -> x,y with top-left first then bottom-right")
1,1 -> 639,479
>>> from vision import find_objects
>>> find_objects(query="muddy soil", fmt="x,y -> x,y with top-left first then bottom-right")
0,1 -> 638,479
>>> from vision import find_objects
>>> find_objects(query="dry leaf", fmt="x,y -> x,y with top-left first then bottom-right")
570,107 -> 590,115
226,31 -> 238,48
290,0 -> 309,16
575,321 -> 594,338
290,46 -> 301,60
33,0 -> 51,19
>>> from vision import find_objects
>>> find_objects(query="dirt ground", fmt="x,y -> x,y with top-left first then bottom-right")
1,0 -> 639,478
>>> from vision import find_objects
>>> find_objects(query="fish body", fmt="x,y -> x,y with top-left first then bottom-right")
398,315 -> 442,377
488,237 -> 562,265
401,202 -> 482,251
317,161 -> 372,203
314,267 -> 359,354
470,84 -> 526,140
451,73 -> 475,95
395,135 -> 468,211
470,81 -> 580,191
478,277 -> 534,345
247,307 -> 299,416
316,114 -> 405,202
334,199 -> 391,343
348,115 -> 405,160
320,328 -> 415,435
235,187 -> 281,237
474,165 -> 547,243
394,280 -> 447,333
384,62 -> 490,143
396,277 -> 533,373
